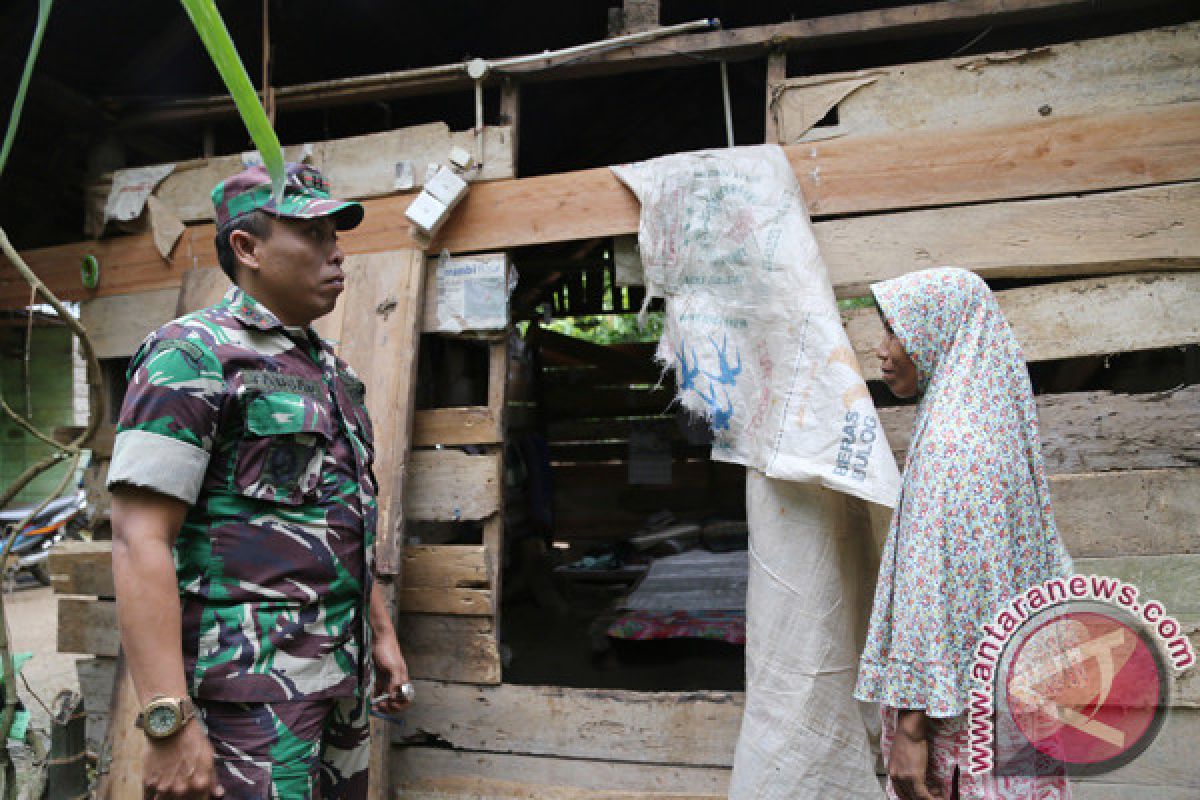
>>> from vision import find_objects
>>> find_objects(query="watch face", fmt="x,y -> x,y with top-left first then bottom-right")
146,704 -> 179,736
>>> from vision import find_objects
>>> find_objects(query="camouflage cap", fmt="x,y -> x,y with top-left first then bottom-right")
212,162 -> 364,230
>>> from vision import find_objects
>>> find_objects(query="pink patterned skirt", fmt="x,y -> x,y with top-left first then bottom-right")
881,707 -> 1072,799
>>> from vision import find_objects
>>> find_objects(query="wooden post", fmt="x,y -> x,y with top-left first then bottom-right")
483,335 -> 509,624
765,49 -> 787,144
47,690 -> 89,800
499,79 -> 520,176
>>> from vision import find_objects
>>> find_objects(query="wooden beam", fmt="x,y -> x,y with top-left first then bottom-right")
1053,469 -> 1200,558
115,0 -> 1138,128
844,272 -> 1200,381
881,386 -> 1200,475
818,182 -> 1200,298
11,102 -> 1200,309
404,450 -> 502,521
391,706 -> 1189,796
395,682 -> 742,766
48,541 -> 114,597
391,747 -> 730,798
57,597 -> 118,657
119,125 -> 514,223
775,22 -> 1199,144
403,545 -> 490,588
413,407 -> 502,446
1073,554 -> 1200,618
396,587 -> 493,615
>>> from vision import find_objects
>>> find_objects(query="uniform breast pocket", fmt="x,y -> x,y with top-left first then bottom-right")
235,390 -> 336,505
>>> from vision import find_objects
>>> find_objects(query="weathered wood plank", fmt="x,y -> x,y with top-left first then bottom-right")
93,656 -> 147,800
413,407 -> 502,446
392,752 -> 726,799
403,545 -> 490,588
48,541 -> 114,597
845,272 -> 1200,381
774,22 -> 1200,143
1068,708 -> 1200,790
404,449 -> 502,522
394,614 -> 500,684
395,682 -> 742,766
818,182 -> 1200,298
1073,555 -> 1200,618
1052,469 -> 1200,558
391,747 -> 730,798
880,387 -> 1200,475
396,587 -> 493,615
13,102 -> 1200,308
51,541 -> 500,596
57,597 -> 118,657
78,287 -> 180,359
335,250 -> 426,573
95,125 -> 514,224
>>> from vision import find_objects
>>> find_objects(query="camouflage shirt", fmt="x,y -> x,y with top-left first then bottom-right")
108,287 -> 377,702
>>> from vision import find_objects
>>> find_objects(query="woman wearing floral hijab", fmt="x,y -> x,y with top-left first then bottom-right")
854,268 -> 1073,799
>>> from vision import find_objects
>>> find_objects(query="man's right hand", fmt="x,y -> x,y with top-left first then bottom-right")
142,720 -> 224,799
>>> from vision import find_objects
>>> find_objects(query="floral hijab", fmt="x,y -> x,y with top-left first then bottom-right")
854,268 -> 1072,717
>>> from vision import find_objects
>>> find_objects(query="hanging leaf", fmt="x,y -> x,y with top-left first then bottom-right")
179,0 -> 285,201
0,0 -> 54,179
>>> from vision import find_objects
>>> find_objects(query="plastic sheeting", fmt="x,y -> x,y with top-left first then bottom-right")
611,145 -> 900,508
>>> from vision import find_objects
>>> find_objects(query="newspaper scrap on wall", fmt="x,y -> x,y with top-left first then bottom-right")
612,145 -> 900,508
430,252 -> 514,333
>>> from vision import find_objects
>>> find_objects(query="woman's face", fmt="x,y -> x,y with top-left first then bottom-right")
876,317 -> 918,399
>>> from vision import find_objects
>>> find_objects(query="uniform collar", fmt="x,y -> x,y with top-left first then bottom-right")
223,286 -> 315,337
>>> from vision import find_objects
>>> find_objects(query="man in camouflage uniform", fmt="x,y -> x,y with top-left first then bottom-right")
109,163 -> 410,799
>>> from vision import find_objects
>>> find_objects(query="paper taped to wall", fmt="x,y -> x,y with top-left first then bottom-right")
431,252 -> 513,333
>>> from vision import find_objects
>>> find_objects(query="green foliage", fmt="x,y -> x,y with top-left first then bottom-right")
546,311 -> 664,344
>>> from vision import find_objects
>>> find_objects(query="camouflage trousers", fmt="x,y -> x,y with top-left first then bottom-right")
197,692 -> 370,799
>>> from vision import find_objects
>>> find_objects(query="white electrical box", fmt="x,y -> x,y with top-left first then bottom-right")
425,166 -> 469,207
405,191 -> 449,235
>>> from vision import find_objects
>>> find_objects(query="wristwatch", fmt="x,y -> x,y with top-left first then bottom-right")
135,695 -> 196,739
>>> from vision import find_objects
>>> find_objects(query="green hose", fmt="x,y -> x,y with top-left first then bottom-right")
179,0 -> 285,202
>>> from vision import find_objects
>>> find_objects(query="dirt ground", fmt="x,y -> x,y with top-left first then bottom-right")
4,584 -> 82,735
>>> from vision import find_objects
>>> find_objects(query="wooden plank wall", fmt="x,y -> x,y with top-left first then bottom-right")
392,22 -> 1199,799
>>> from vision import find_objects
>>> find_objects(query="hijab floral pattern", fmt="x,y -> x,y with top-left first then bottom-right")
854,268 -> 1072,717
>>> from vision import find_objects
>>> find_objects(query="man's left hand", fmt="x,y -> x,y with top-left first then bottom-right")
371,629 -> 412,715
